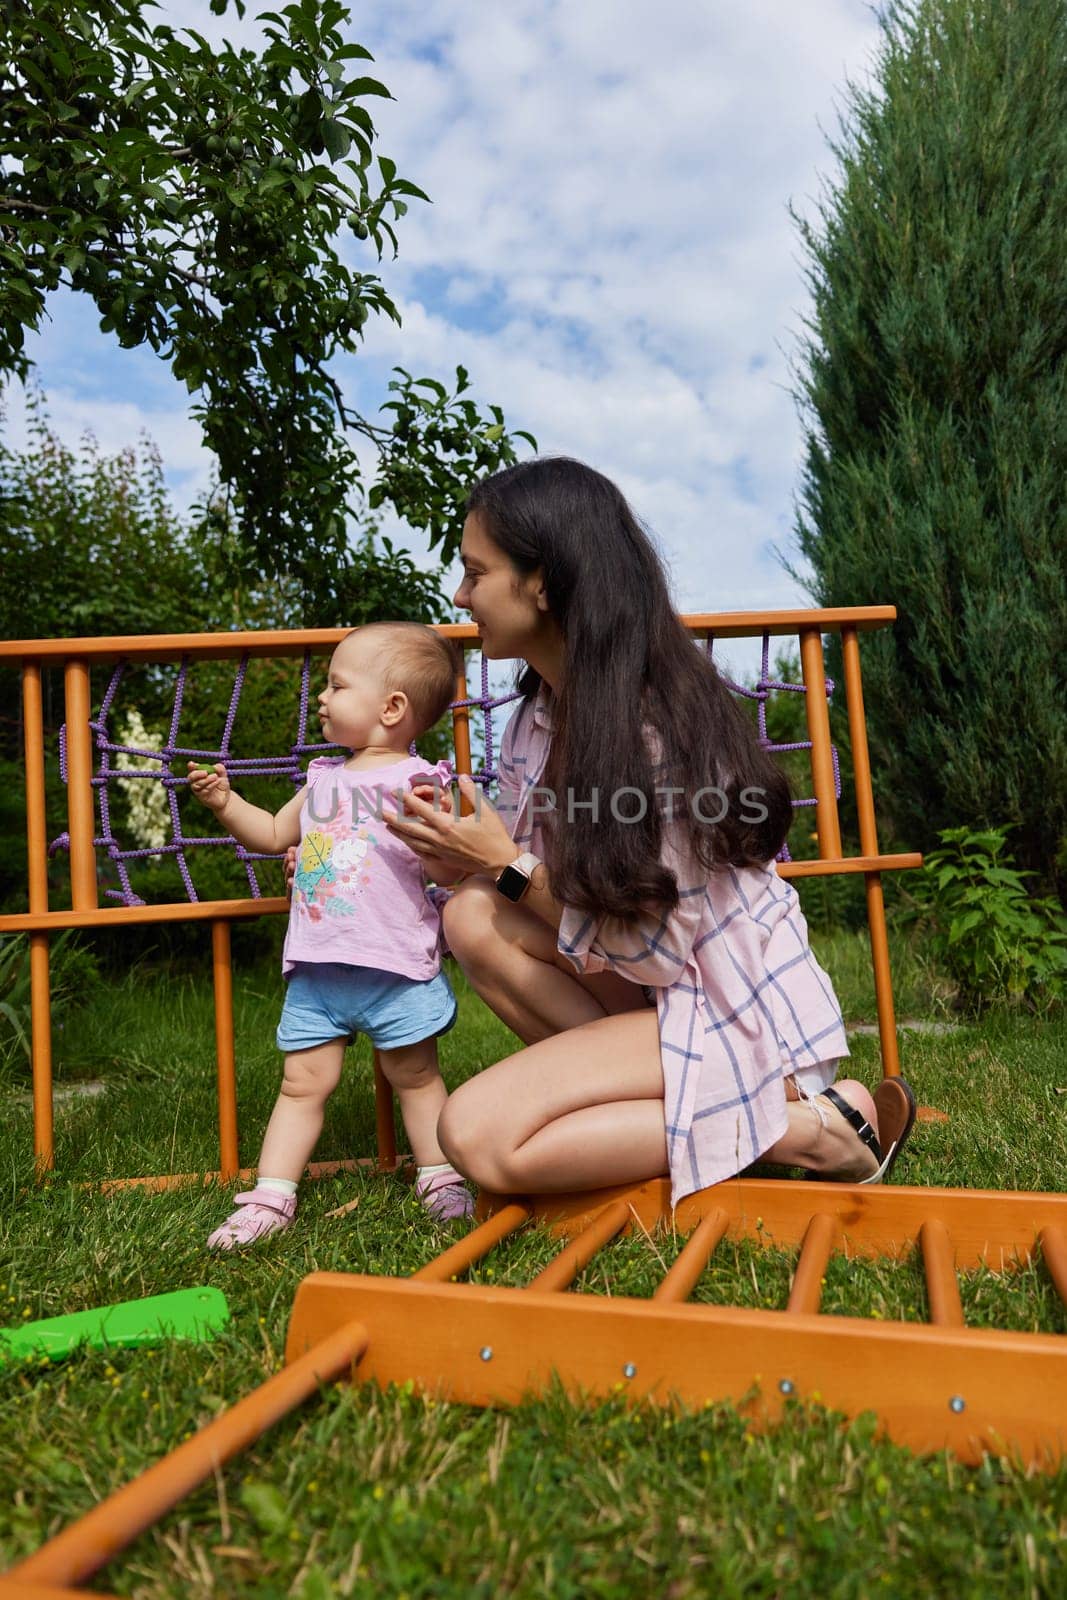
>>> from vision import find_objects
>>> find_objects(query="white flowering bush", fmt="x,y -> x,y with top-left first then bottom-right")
114,709 -> 170,858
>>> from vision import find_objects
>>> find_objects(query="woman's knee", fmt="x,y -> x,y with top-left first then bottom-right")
443,877 -> 555,972
441,877 -> 496,965
438,1083 -> 510,1190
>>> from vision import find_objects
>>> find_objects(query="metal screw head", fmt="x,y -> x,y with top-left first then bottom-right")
778,1378 -> 795,1396
949,1395 -> 966,1414
479,1346 -> 493,1362
622,1362 -> 637,1380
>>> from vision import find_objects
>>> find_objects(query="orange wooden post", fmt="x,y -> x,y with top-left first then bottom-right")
798,628 -> 843,860
210,920 -> 240,1180
841,626 -> 902,1081
786,1212 -> 837,1314
62,659 -> 98,911
527,1201 -> 631,1292
452,650 -> 475,816
652,1208 -> 729,1303
23,663 -> 55,1174
921,1218 -> 964,1327
372,1050 -> 398,1171
7,1319 -> 369,1589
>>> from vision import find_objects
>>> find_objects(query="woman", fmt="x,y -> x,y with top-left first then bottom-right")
382,457 -> 916,1204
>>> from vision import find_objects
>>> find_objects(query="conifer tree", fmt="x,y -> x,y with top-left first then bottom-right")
788,0 -> 1066,893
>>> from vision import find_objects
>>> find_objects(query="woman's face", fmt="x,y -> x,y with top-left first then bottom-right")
453,510 -> 551,661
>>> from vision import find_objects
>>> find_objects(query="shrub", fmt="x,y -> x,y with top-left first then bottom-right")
900,826 -> 1067,1013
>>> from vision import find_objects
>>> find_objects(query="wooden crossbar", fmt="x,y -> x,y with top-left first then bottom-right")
0,608 -> 917,1187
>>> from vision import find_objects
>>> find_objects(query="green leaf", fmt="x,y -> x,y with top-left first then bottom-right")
348,77 -> 392,101
322,119 -> 351,161
390,178 -> 431,203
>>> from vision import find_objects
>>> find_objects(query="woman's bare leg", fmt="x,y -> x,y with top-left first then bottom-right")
442,876 -> 650,1047
438,1008 -> 668,1193
441,880 -> 880,1190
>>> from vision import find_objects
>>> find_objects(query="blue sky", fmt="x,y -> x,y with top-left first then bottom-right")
5,0 -> 886,677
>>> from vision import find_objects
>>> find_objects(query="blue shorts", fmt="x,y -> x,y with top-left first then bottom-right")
277,962 -> 457,1053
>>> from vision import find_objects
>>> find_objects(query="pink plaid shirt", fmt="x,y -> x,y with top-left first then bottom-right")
495,686 -> 848,1206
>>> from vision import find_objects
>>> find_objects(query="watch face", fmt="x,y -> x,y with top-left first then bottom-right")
495,863 -> 528,902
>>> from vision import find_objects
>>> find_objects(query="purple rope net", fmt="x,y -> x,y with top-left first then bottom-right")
49,635 -> 838,904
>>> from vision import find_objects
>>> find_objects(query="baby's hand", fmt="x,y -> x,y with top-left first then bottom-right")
187,761 -> 231,813
408,779 -> 457,819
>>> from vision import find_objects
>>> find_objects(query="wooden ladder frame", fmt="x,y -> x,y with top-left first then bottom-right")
5,1176 -> 1067,1593
0,606 -> 920,1188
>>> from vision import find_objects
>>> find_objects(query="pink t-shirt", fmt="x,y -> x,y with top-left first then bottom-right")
282,754 -> 453,982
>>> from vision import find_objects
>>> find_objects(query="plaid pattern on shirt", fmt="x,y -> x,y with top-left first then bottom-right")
495,686 -> 849,1206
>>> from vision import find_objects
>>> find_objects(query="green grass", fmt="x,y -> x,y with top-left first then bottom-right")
1,938 -> 1066,1598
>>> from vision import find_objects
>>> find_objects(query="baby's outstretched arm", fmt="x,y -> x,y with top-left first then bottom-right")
187,762 -> 304,854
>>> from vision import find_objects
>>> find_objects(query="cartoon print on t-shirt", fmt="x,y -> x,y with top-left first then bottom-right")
293,830 -> 336,902
331,836 -> 369,874
294,822 -> 381,921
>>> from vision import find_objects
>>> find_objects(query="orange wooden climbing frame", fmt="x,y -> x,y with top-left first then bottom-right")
5,1176 -> 1066,1591
0,607 -> 919,1186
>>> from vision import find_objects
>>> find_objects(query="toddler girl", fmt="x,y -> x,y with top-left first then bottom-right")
189,622 -> 472,1248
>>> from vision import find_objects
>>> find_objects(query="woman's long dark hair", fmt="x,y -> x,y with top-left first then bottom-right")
466,457 -> 794,921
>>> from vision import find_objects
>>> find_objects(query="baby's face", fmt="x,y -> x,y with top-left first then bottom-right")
317,636 -> 397,748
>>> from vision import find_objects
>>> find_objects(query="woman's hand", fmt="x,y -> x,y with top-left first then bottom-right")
401,783 -> 467,884
381,774 -> 519,879
283,843 -> 298,897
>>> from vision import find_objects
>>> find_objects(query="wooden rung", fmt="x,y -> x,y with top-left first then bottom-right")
787,1213 -> 838,1315
653,1209 -> 729,1303
921,1218 -> 964,1327
777,852 -> 922,880
7,1319 -> 369,1588
94,1156 -> 406,1195
527,1201 -> 632,1293
412,1204 -> 530,1283
1040,1226 -> 1067,1308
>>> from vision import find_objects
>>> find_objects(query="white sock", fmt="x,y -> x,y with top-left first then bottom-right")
258,1177 -> 298,1198
416,1162 -> 454,1180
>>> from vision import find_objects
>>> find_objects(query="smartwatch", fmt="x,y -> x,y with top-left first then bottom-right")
494,851 -> 542,903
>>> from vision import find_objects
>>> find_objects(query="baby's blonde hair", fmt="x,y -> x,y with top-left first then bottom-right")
344,622 -> 460,737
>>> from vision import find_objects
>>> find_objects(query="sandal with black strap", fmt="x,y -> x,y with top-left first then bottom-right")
806,1078 -> 917,1184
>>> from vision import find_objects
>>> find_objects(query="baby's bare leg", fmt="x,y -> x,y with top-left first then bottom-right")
378,1037 -> 448,1166
258,1039 -> 346,1182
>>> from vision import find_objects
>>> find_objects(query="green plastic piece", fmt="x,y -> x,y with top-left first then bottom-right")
0,1287 -> 231,1366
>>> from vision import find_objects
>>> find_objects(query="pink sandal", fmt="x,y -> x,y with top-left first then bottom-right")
207,1186 -> 297,1251
415,1166 -> 474,1223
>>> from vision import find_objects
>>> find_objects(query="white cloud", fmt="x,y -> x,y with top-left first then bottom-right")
13,0 -> 886,674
